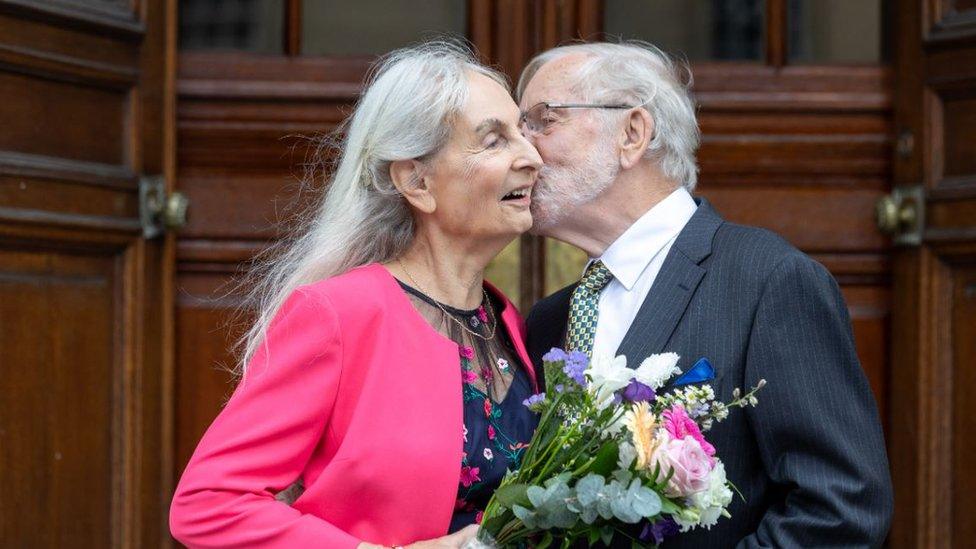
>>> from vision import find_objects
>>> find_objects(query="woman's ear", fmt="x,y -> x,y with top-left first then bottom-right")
618,108 -> 654,170
390,159 -> 436,214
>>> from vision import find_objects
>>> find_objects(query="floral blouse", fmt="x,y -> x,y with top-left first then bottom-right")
453,343 -> 538,531
396,282 -> 540,532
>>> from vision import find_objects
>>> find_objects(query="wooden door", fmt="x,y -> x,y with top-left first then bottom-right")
0,0 -> 176,547
887,0 -> 976,546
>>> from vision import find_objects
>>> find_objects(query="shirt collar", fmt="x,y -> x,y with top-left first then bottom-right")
593,187 -> 698,291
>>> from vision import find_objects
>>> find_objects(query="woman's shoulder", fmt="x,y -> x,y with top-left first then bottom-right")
296,263 -> 396,318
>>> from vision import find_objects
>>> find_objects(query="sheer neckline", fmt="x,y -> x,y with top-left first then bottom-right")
396,280 -> 484,316
367,262 -> 539,394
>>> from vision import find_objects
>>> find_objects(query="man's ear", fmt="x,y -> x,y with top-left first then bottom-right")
619,108 -> 654,169
390,159 -> 436,214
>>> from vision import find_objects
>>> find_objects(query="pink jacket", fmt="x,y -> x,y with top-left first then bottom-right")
169,263 -> 538,548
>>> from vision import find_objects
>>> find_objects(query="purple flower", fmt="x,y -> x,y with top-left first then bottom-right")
621,379 -> 656,403
542,348 -> 568,363
640,517 -> 679,544
565,350 -> 589,369
554,384 -> 565,393
522,393 -> 546,408
562,351 -> 589,386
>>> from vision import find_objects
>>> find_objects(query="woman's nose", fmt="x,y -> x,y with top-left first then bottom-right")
515,134 -> 543,172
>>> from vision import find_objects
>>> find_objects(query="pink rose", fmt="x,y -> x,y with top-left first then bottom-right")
462,370 -> 479,384
459,346 -> 475,360
662,405 -> 716,461
656,435 -> 712,497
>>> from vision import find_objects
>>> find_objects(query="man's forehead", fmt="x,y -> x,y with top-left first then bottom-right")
522,53 -> 590,103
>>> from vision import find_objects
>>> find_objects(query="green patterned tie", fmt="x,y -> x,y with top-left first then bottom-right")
566,260 -> 614,357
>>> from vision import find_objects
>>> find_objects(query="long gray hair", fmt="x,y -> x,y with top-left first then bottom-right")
237,41 -> 508,374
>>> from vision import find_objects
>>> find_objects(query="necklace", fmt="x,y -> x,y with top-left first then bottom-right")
396,258 -> 497,341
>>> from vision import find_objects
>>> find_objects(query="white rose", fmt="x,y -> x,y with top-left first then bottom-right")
585,353 -> 632,410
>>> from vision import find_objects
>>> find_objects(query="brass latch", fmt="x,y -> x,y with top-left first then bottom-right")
140,175 -> 189,239
876,185 -> 923,246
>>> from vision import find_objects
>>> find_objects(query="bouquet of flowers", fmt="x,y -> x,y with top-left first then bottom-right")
468,348 -> 765,548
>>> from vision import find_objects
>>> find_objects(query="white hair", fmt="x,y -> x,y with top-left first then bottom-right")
236,41 -> 507,375
517,41 -> 700,191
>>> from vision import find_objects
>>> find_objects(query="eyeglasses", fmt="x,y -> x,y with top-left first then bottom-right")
519,102 -> 635,135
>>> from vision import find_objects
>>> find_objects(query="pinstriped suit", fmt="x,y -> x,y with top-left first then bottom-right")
526,198 -> 893,548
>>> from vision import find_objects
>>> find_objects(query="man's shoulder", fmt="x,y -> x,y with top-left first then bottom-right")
709,220 -> 812,272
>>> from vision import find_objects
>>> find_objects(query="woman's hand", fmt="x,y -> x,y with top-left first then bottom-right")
407,525 -> 480,548
358,524 -> 480,549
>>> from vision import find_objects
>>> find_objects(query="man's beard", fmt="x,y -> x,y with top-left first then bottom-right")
530,141 -> 619,232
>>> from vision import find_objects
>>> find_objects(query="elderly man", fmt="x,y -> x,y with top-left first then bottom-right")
519,42 -> 893,548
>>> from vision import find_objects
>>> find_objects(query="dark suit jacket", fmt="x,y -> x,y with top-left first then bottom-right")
526,198 -> 893,548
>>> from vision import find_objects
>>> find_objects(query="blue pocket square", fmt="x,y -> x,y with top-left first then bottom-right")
673,357 -> 715,386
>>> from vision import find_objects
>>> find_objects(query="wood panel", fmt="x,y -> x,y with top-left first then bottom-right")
0,71 -> 128,165
888,0 -> 976,545
0,0 -> 174,546
0,246 -> 118,548
173,270 -> 245,477
951,263 -> 976,544
842,284 -> 890,419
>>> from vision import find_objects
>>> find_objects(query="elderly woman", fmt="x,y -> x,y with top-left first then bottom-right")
169,43 -> 542,549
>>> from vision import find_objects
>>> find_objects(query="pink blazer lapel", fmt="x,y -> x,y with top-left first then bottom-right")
485,281 -> 539,393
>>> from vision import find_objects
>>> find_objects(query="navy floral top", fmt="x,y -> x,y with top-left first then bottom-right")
397,282 -> 539,532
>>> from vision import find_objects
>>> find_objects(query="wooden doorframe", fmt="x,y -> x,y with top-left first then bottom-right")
887,0 -> 976,546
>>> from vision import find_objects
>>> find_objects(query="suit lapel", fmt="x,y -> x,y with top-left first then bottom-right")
615,198 -> 724,364
543,286 -> 574,354
615,252 -> 705,362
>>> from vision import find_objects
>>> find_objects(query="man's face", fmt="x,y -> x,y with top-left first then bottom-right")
519,54 -> 620,233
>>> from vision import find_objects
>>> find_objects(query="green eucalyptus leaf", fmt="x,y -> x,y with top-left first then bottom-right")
526,485 -> 548,507
494,483 -> 531,508
512,505 -> 537,529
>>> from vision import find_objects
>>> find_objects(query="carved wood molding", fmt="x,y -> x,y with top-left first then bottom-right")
0,0 -> 144,39
0,151 -> 137,189
0,42 -> 138,88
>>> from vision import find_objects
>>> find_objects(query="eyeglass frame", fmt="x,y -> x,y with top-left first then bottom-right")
518,102 -> 636,135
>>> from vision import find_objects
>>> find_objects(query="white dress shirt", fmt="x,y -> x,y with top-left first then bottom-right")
589,187 -> 698,359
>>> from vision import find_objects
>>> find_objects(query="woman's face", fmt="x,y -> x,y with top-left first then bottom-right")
421,71 -> 542,244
